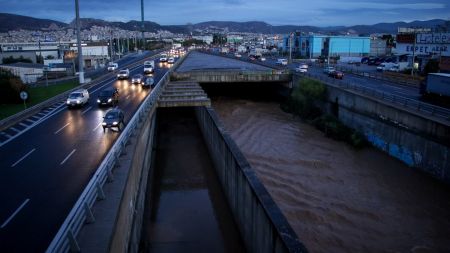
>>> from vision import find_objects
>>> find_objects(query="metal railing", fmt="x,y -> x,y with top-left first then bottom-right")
46,51 -> 189,253
297,72 -> 450,122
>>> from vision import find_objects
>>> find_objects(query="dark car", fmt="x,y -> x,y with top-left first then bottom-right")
328,70 -> 344,79
131,74 -> 144,84
97,88 -> 119,106
102,108 -> 125,132
142,77 -> 155,88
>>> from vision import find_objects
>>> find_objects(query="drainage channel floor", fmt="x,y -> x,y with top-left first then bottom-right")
140,107 -> 246,253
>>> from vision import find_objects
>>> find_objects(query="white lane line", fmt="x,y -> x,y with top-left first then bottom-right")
31,115 -> 41,120
92,122 -> 102,132
81,106 -> 92,115
11,148 -> 36,167
126,95 -> 130,99
54,123 -> 70,135
25,119 -> 35,124
10,127 -> 20,133
1,199 -> 30,229
60,149 -> 76,165
19,123 -> 28,128
37,112 -> 46,116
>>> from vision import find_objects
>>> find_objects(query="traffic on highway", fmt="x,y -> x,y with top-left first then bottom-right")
0,50 -> 179,252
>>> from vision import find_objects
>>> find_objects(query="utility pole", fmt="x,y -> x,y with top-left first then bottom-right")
109,29 -> 113,61
75,0 -> 84,84
411,31 -> 416,78
118,37 -> 121,59
289,32 -> 293,64
141,0 -> 145,51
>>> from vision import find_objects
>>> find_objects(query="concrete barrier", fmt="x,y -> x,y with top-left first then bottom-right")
172,70 -> 292,83
195,106 -> 308,253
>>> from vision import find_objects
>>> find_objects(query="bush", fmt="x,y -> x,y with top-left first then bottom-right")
282,77 -> 367,148
0,70 -> 27,103
2,56 -> 33,64
282,78 -> 326,119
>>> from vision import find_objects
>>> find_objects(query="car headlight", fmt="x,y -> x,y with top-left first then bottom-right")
112,121 -> 118,125
97,99 -> 101,103
108,98 -> 112,102
102,122 -> 107,126
66,100 -> 70,104
76,100 -> 81,104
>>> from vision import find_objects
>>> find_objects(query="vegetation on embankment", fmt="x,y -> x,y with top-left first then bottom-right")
281,77 -> 367,148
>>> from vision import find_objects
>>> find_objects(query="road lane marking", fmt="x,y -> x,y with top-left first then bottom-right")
1,132 -> 12,138
60,149 -> 76,165
81,106 -> 92,115
54,123 -> 70,134
126,95 -> 130,99
19,123 -> 28,128
10,127 -> 20,133
92,122 -> 102,132
1,199 -> 30,229
11,148 -> 36,167
25,119 -> 35,124
31,115 -> 41,120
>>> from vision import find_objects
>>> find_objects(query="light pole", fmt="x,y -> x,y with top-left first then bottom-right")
141,0 -> 145,51
75,0 -> 84,84
289,32 -> 293,64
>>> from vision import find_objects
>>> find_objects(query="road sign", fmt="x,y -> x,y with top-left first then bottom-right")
20,91 -> 28,100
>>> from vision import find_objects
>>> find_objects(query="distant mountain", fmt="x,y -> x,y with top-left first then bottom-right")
0,13 -> 448,35
0,13 -> 66,32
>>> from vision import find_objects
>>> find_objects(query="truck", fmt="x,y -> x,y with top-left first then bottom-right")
388,62 -> 409,72
420,73 -> 450,99
143,60 -> 154,74
376,62 -> 396,72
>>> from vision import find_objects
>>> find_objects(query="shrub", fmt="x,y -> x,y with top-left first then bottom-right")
0,70 -> 27,103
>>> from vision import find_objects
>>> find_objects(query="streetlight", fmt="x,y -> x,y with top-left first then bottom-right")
75,0 -> 84,84
141,0 -> 145,51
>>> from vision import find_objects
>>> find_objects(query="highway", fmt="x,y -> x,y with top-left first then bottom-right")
0,51 -> 175,252
208,50 -> 423,100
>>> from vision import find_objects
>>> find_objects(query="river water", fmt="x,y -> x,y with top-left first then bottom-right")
212,97 -> 450,253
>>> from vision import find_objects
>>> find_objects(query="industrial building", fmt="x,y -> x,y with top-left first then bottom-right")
282,34 -> 371,60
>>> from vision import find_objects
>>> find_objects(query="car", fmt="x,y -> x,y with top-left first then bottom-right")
102,108 -> 125,132
66,89 -> 89,108
159,53 -> 168,62
234,53 -> 242,58
107,62 -> 118,71
295,64 -> 308,73
97,88 -> 119,106
323,66 -> 335,74
249,56 -> 256,61
143,60 -> 154,74
328,70 -> 344,79
167,57 -> 175,64
142,77 -> 155,88
260,57 -> 266,62
131,74 -> 144,84
117,69 -> 129,79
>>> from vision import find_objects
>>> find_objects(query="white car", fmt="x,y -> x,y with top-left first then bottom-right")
323,66 -> 335,74
107,63 -> 118,71
260,57 -> 266,62
167,57 -> 175,64
234,53 -> 242,58
295,64 -> 308,73
159,54 -> 168,62
143,60 -> 154,74
66,89 -> 89,107
117,69 -> 129,80
277,59 -> 288,66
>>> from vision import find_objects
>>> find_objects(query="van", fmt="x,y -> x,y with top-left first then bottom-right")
376,62 -> 395,72
66,89 -> 89,107
277,59 -> 288,66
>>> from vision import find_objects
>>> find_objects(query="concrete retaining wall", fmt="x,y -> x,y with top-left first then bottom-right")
294,76 -> 450,184
172,71 -> 292,83
195,106 -> 308,253
109,107 -> 157,253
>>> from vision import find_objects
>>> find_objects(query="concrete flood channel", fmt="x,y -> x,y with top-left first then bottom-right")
140,107 -> 246,253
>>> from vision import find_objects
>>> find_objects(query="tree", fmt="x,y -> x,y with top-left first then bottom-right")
2,56 -> 33,64
0,70 -> 26,104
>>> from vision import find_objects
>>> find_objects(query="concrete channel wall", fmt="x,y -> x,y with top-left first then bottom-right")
172,71 -> 292,83
294,75 -> 450,184
195,106 -> 308,253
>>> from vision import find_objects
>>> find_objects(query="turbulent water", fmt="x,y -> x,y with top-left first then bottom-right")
212,98 -> 450,253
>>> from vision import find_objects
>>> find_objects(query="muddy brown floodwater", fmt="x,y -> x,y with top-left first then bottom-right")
212,98 -> 450,253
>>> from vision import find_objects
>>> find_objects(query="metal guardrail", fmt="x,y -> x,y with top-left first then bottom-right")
298,72 -> 450,122
45,51 -> 189,253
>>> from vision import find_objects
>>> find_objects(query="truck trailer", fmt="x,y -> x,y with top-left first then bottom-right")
420,73 -> 450,105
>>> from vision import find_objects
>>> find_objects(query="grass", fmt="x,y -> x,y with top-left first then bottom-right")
0,80 -> 79,120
